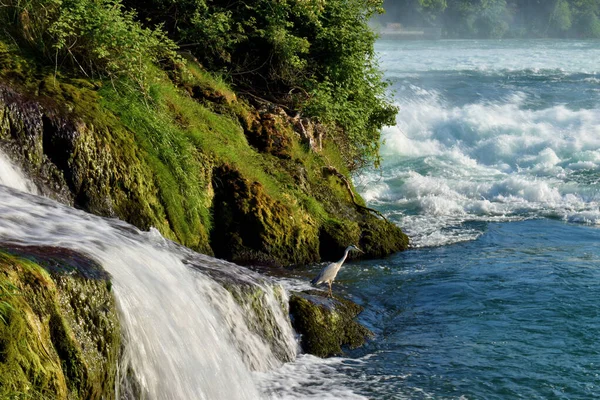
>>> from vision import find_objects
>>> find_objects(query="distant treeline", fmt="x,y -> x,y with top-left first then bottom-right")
380,0 -> 600,38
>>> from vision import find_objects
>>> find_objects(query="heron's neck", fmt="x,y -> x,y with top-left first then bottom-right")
337,248 -> 351,265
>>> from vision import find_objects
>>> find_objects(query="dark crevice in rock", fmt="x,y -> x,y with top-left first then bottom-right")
41,113 -> 77,190
0,84 -> 75,204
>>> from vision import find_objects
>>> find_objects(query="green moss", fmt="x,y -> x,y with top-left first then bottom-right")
319,219 -> 361,261
179,60 -> 238,106
95,67 -> 315,254
289,290 -> 372,357
359,219 -> 410,258
98,83 -> 214,252
0,42 -> 39,91
0,40 -> 409,266
211,164 -> 320,266
0,249 -> 120,400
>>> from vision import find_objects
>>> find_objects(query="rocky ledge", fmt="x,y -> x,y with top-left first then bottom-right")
0,245 -> 120,399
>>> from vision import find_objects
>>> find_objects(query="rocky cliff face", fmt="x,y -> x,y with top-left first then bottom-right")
0,44 -> 408,268
0,43 -> 407,365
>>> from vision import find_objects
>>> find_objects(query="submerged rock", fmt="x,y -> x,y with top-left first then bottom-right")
289,290 -> 372,358
0,245 -> 120,400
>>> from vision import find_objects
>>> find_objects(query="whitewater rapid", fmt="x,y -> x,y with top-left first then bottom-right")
358,39 -> 600,247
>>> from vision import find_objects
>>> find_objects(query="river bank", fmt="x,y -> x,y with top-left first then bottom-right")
0,19 -> 406,399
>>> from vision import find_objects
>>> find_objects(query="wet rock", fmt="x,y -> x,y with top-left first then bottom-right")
0,245 -> 120,400
289,290 -> 372,357
184,254 -> 297,368
0,85 -> 74,204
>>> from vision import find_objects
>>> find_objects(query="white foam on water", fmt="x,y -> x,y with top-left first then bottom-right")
357,69 -> 600,247
0,150 -> 39,194
257,355 -> 369,400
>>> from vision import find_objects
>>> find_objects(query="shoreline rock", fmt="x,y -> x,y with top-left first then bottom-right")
289,290 -> 373,357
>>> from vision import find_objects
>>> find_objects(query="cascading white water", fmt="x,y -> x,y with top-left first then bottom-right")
0,149 -> 298,399
0,151 -> 39,195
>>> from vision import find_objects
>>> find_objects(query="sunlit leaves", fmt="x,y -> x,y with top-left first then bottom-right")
1,0 -> 181,90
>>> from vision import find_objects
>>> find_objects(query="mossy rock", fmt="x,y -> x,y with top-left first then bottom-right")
1,79 -> 408,266
289,290 -> 372,357
359,218 -> 410,258
318,218 -> 361,261
237,106 -> 294,159
0,245 -> 120,400
317,215 -> 408,261
305,159 -> 409,260
211,163 -> 320,267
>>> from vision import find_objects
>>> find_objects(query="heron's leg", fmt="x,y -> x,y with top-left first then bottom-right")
328,281 -> 332,297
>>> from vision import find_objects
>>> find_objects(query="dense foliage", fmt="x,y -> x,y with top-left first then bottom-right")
381,0 -> 600,38
0,0 -> 181,89
123,0 -> 397,169
0,0 -> 396,169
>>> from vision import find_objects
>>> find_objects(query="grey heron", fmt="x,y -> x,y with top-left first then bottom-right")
311,245 -> 363,297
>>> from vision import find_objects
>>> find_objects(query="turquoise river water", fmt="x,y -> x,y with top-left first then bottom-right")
299,39 -> 600,399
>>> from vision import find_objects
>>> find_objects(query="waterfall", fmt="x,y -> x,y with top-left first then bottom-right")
0,150 -> 39,194
0,150 -> 298,399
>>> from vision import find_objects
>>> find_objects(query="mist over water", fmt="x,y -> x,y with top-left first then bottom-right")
359,39 -> 600,247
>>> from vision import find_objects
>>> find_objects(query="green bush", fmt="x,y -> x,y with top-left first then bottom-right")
123,0 -> 397,169
0,0 -> 181,89
574,12 -> 600,37
301,0 -> 398,169
550,0 -> 573,34
2,0 -> 398,168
